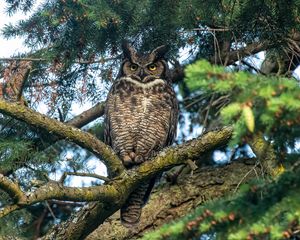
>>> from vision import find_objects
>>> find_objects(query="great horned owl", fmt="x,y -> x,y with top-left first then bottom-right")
104,43 -> 178,226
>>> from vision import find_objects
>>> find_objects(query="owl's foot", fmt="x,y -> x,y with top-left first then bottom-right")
122,153 -> 145,167
123,155 -> 134,167
123,152 -> 137,167
129,152 -> 136,160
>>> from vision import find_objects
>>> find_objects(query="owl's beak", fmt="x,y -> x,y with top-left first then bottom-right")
138,68 -> 147,80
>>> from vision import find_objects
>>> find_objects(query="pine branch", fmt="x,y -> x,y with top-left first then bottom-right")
0,101 -> 106,176
0,56 -> 119,64
0,58 -> 47,62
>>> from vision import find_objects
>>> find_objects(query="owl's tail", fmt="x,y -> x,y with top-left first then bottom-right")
120,177 -> 156,227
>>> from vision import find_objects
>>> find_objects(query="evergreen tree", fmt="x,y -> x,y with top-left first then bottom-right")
0,0 -> 299,239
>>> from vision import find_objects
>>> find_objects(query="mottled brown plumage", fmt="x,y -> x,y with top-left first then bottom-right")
104,43 -> 178,226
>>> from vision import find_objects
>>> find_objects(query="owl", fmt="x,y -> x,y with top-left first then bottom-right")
104,42 -> 178,226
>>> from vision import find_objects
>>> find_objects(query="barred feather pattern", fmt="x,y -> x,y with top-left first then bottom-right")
120,177 -> 156,226
104,76 -> 178,226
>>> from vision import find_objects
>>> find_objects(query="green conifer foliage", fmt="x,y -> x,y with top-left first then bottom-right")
185,60 -> 300,150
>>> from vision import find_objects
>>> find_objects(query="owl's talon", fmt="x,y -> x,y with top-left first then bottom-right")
129,152 -> 136,160
134,155 -> 144,164
123,155 -> 134,167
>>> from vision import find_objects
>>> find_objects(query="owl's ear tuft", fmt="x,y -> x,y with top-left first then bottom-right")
151,45 -> 169,60
121,41 -> 136,60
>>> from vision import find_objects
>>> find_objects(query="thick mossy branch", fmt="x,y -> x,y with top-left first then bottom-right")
0,181 -> 121,218
22,182 -> 119,207
0,101 -> 105,176
0,100 -> 123,176
0,180 -> 122,218
135,127 -> 233,176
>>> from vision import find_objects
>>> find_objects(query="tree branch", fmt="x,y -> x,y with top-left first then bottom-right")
169,41 -> 272,84
248,133 -> 279,177
61,172 -> 110,183
0,100 -> 123,176
211,41 -> 271,66
0,58 -> 47,62
0,204 -> 20,217
14,182 -> 118,210
66,101 -> 105,128
0,101 -> 106,176
0,56 -> 119,65
0,174 -> 24,202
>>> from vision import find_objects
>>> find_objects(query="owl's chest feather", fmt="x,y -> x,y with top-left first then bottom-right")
107,77 -> 176,141
105,75 -> 178,157
141,96 -> 149,113
111,77 -> 171,111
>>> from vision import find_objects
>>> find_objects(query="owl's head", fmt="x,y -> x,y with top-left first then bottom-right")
118,42 -> 170,83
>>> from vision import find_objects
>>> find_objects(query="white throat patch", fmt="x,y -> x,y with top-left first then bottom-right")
120,77 -> 164,89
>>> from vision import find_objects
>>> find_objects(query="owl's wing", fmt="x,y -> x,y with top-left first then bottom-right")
103,90 -> 113,147
165,87 -> 179,147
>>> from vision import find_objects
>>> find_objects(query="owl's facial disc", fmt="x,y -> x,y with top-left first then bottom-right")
122,59 -> 165,83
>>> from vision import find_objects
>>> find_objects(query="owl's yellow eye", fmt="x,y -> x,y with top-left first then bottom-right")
130,64 -> 138,71
148,64 -> 157,71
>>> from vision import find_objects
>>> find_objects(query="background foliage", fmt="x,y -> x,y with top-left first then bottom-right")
0,0 -> 300,239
